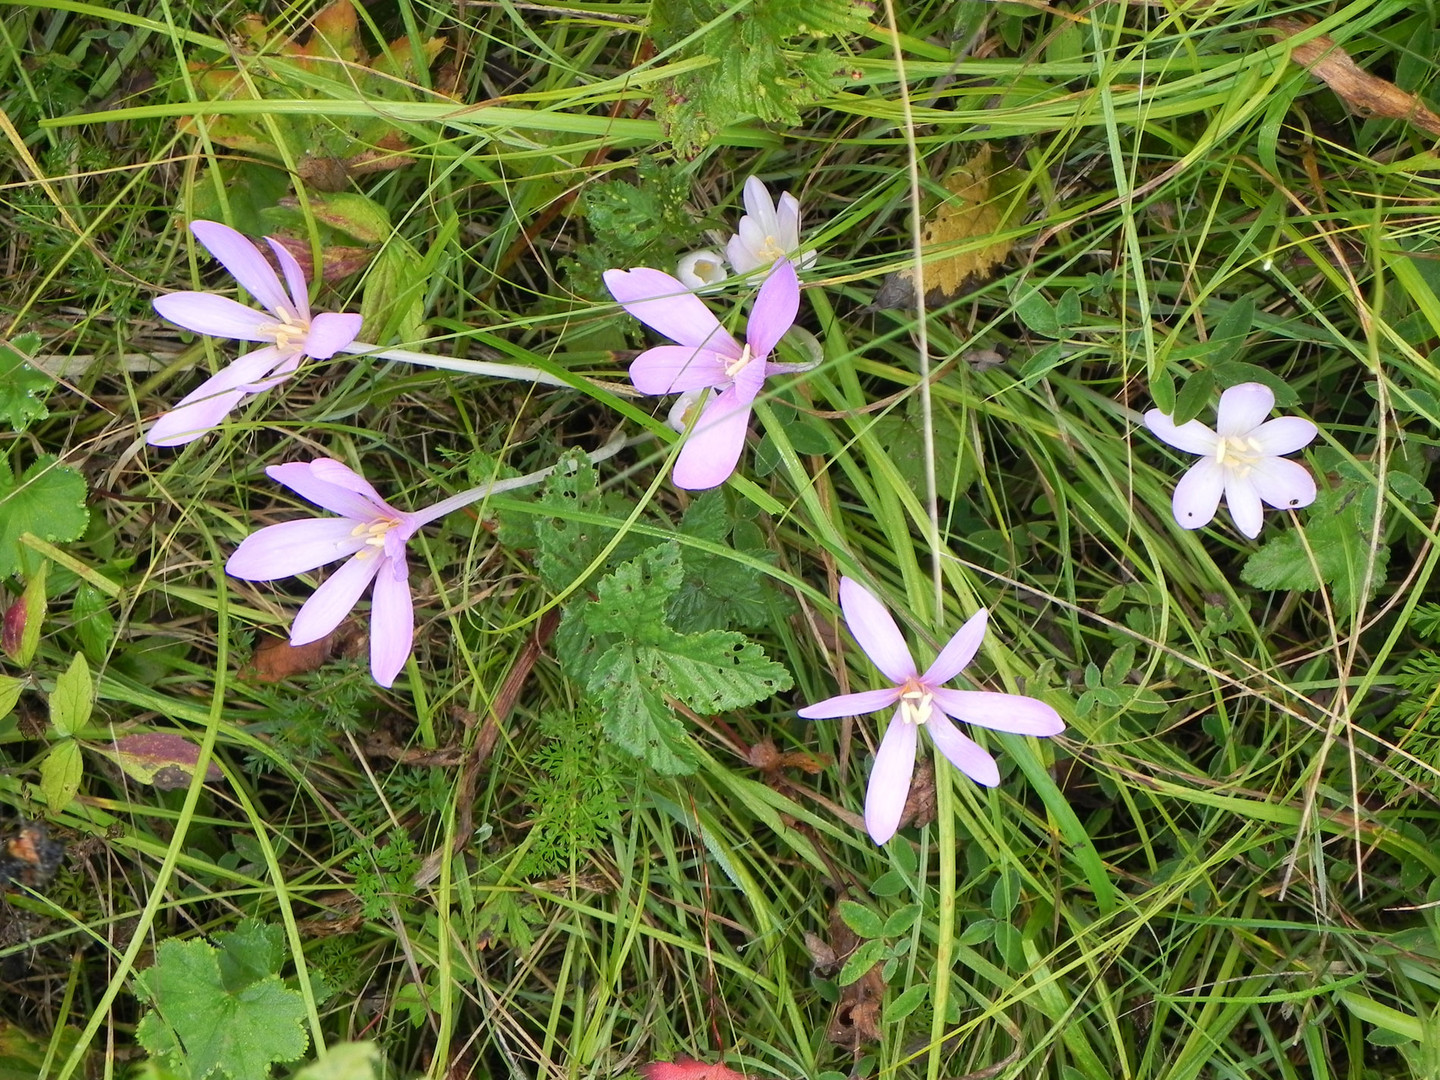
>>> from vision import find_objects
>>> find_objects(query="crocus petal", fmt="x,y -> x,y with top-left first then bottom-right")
265,462 -> 382,522
368,553 -> 414,687
1215,382 -> 1275,437
290,552 -> 383,645
1171,457 -> 1225,530
146,347 -> 289,446
268,458 -> 394,520
630,346 -> 731,395
603,268 -> 742,357
797,687 -> 903,720
924,714 -> 1000,787
304,312 -> 364,359
190,220 -> 294,318
1250,415 -> 1318,456
266,236 -> 312,321
775,191 -> 802,248
1250,456 -> 1317,510
676,249 -> 728,290
743,176 -> 781,238
671,387 -> 754,490
930,689 -> 1065,736
726,232 -> 765,275
922,608 -> 987,685
838,577 -> 917,683
1223,473 -> 1265,539
145,388 -> 244,446
154,292 -> 276,343
745,261 -> 800,362
226,518 -> 369,579
1143,410 -> 1220,456
865,711 -> 916,844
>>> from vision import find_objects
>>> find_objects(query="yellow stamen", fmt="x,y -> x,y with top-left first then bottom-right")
1214,434 -> 1265,477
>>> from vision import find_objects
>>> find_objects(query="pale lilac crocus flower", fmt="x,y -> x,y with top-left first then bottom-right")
604,259 -> 807,490
1144,382 -> 1318,539
149,221 -> 364,446
226,434 -> 635,687
725,176 -> 817,276
799,578 -> 1065,845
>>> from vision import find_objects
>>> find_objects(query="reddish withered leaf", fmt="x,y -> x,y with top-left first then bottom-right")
640,1059 -> 748,1080
110,733 -> 224,788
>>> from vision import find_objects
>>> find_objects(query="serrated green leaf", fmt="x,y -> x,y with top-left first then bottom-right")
837,938 -> 887,986
50,653 -> 92,737
656,630 -> 793,713
0,334 -> 51,431
889,983 -> 927,1020
652,0 -> 870,155
0,456 -> 88,580
670,492 -> 784,632
589,642 -> 698,774
135,935 -> 309,1080
585,543 -> 685,641
529,452 -> 622,593
838,900 -> 885,939
1240,483 -> 1390,616
583,545 -> 791,772
214,919 -> 287,992
40,740 -> 82,813
291,1042 -> 383,1080
0,675 -> 22,722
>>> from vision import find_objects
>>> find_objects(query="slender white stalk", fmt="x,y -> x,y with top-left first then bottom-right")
409,429 -> 644,528
339,340 -> 574,388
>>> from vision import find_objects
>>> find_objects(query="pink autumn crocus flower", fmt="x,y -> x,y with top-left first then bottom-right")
799,578 -> 1065,845
226,459 -> 451,687
604,259 -> 805,490
148,220 -> 363,446
1144,382 -> 1318,539
725,176 -> 817,276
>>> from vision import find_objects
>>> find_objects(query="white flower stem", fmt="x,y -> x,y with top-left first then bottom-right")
409,429 -> 644,528
339,340 -> 574,388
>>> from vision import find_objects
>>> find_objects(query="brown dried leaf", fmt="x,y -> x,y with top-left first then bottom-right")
898,759 -> 937,832
823,901 -> 884,1047
875,144 -> 1022,308
264,237 -> 373,284
242,622 -> 365,682
1271,18 -> 1440,136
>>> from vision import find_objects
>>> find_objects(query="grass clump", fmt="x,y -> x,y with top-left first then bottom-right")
3,1 -> 1440,1079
